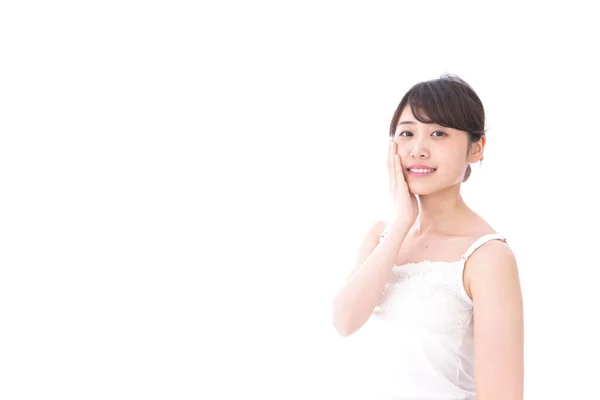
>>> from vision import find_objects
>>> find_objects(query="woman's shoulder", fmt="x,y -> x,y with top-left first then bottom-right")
463,211 -> 500,237
448,213 -> 507,262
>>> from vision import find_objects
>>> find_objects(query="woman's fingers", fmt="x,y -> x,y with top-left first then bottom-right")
396,151 -> 405,184
386,141 -> 393,193
389,141 -> 396,194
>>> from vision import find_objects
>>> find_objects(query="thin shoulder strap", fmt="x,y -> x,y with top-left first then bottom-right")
461,233 -> 508,261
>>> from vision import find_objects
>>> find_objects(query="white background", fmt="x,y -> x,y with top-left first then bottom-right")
1,1 -> 599,399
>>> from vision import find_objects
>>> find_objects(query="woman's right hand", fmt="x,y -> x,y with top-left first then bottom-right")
387,139 -> 418,230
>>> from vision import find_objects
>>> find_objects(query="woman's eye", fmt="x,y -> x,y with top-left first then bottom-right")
398,131 -> 446,137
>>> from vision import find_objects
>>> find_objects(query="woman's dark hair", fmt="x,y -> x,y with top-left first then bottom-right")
389,74 -> 486,182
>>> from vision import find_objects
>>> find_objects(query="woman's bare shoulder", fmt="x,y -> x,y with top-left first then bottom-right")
465,212 -> 499,237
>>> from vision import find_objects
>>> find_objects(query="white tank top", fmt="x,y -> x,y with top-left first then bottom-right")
368,233 -> 508,400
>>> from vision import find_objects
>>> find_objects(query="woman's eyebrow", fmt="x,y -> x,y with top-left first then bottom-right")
398,121 -> 446,129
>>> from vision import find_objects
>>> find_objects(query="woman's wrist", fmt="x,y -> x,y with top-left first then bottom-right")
381,219 -> 412,238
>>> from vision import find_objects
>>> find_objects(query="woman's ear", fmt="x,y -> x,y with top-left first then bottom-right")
468,135 -> 486,163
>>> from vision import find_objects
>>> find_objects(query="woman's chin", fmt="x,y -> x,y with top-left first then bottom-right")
407,181 -> 429,194
408,179 -> 461,196
407,183 -> 440,196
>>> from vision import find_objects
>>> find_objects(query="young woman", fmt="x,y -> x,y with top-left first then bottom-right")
332,75 -> 524,399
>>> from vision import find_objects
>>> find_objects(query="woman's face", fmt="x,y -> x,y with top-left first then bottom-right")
392,105 -> 480,195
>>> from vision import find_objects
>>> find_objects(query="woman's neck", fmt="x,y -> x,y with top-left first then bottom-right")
411,187 -> 472,236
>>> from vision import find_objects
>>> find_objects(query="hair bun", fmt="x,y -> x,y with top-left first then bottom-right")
463,165 -> 472,182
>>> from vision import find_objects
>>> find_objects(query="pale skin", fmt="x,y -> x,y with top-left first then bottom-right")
332,106 -> 524,399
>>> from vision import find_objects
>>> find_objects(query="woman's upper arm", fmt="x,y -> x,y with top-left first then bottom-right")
468,240 -> 524,400
344,220 -> 387,281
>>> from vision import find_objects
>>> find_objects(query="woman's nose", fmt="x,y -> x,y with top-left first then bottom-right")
410,144 -> 429,158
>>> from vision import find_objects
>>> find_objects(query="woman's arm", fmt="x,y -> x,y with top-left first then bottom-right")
331,220 -> 410,337
468,240 -> 524,400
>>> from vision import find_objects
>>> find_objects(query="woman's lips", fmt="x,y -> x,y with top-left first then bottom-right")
407,168 -> 436,177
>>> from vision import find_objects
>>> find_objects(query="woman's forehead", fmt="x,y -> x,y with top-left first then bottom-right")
398,105 -> 433,123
